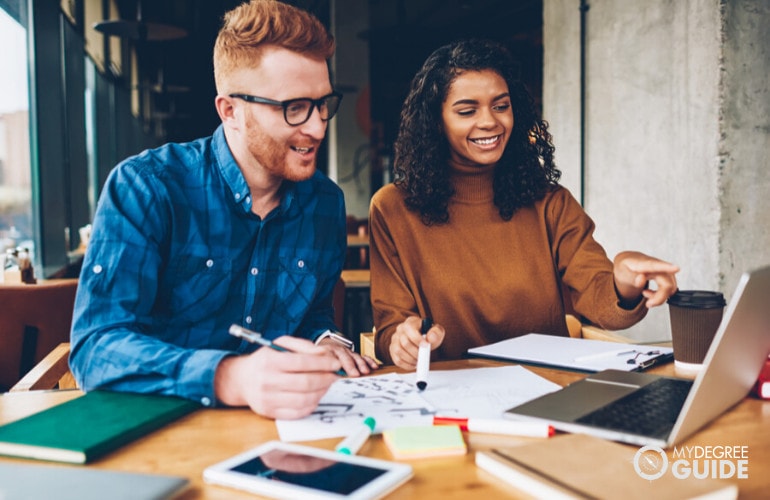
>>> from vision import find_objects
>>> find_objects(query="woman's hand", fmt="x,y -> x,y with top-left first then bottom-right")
613,251 -> 680,308
389,316 -> 446,370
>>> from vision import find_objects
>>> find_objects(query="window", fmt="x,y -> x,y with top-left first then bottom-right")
0,4 -> 33,256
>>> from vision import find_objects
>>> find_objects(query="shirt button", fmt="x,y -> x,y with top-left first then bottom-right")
245,316 -> 252,324
297,260 -> 305,269
92,264 -> 103,274
206,259 -> 214,268
245,196 -> 251,204
235,193 -> 241,200
201,397 -> 212,406
250,267 -> 258,275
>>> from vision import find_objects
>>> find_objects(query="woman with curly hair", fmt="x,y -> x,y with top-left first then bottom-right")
369,38 -> 679,369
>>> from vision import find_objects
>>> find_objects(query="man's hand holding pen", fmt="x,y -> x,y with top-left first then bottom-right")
389,316 -> 446,371
216,325 -> 378,419
214,335 -> 342,420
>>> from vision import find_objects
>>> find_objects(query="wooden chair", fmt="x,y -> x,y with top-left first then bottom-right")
360,329 -> 379,363
0,279 -> 78,392
565,314 -> 632,342
10,342 -> 75,391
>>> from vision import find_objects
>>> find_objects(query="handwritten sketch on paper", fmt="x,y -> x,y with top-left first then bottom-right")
275,366 -> 561,442
398,365 -> 561,418
276,373 -> 433,442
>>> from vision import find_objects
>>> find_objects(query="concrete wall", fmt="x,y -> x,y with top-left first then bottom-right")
544,0 -> 770,341
543,0 -> 582,200
719,0 -> 770,287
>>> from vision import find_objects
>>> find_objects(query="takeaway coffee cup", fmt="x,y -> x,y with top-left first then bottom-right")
667,290 -> 726,372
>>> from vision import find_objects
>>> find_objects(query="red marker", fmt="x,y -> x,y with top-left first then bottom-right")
433,416 -> 555,438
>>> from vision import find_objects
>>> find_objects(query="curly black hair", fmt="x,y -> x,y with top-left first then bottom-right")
393,38 -> 560,225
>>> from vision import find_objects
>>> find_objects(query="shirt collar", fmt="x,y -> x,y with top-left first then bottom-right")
448,158 -> 495,203
213,125 -> 298,217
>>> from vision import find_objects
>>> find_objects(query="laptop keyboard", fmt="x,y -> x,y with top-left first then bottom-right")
575,378 -> 694,439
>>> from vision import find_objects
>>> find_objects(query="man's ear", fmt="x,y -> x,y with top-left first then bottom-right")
215,95 -> 239,129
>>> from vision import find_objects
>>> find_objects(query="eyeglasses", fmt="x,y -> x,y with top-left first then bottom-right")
229,91 -> 343,126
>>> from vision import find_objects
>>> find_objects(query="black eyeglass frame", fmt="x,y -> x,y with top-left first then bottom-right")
228,91 -> 343,126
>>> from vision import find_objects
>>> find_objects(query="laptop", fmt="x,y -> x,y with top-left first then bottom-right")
0,462 -> 189,500
505,265 -> 770,448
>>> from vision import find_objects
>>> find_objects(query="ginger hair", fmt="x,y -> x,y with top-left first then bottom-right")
213,0 -> 335,94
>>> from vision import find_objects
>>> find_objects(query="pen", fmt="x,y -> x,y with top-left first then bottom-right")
228,324 -> 347,377
637,352 -> 674,370
433,416 -> 555,438
416,317 -> 432,391
335,417 -> 376,455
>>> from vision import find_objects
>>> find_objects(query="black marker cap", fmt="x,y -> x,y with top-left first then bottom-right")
420,317 -> 433,334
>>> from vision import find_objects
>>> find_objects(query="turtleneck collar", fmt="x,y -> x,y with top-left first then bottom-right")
449,159 -> 496,203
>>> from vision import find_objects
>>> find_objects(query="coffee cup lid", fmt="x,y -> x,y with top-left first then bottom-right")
667,290 -> 726,308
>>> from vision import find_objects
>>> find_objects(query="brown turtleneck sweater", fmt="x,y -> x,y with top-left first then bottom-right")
369,162 -> 646,365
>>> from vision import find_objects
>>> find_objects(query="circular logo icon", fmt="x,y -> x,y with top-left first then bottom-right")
633,445 -> 668,480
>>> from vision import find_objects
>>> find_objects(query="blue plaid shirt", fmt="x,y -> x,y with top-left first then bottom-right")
70,125 -> 347,406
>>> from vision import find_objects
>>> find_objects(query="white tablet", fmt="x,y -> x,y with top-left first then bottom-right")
203,441 -> 413,500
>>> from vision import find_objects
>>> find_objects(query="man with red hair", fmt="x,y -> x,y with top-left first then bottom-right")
71,0 -> 377,420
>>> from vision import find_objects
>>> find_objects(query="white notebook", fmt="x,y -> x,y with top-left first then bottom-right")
468,333 -> 673,372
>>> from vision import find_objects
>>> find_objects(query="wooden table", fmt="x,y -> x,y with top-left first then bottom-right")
1,359 -> 768,499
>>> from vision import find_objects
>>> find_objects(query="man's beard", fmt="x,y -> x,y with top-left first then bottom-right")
246,125 -> 318,182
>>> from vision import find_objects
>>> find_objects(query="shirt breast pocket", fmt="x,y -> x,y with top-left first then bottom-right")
273,256 -> 320,324
165,256 -> 233,324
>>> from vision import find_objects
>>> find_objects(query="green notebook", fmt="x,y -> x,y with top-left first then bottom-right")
0,390 -> 200,464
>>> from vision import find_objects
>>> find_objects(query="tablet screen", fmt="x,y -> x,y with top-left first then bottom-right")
230,448 -> 390,495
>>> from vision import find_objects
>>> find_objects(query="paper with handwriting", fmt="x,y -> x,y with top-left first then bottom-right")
275,366 -> 561,442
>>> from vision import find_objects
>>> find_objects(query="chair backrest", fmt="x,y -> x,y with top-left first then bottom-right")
0,279 -> 78,391
10,342 -> 75,392
565,314 -> 632,343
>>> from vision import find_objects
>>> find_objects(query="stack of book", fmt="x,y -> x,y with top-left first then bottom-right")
476,434 -> 738,499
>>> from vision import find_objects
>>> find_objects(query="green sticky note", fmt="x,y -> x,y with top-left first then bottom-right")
383,425 -> 467,459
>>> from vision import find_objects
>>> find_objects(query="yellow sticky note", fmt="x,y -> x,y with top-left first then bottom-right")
382,425 -> 467,459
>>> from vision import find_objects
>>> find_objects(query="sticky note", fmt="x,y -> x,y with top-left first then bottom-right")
382,425 -> 467,459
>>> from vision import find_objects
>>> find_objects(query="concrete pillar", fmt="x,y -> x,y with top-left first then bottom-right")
544,0 -> 770,341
